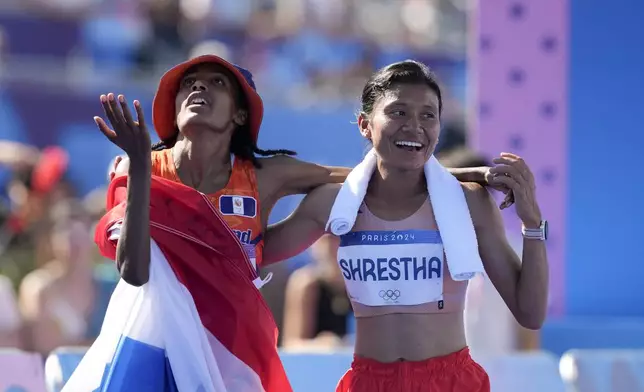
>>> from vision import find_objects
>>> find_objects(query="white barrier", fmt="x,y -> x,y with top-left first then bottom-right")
560,349 -> 644,392
43,347 -> 88,392
475,351 -> 566,392
46,348 -> 566,392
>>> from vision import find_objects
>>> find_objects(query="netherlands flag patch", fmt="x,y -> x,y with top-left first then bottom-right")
219,195 -> 257,218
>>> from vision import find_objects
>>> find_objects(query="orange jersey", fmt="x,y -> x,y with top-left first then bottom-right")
151,149 -> 264,269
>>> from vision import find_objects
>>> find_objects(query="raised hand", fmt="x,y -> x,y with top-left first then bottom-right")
489,152 -> 542,226
94,93 -> 151,165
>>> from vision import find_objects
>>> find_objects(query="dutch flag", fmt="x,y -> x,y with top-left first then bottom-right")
62,176 -> 291,392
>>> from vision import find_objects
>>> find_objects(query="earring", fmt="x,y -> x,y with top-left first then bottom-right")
235,112 -> 247,126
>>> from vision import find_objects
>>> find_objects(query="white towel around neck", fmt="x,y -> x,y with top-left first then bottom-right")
326,149 -> 484,281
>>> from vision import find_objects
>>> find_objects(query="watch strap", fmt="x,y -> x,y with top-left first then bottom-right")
522,221 -> 547,241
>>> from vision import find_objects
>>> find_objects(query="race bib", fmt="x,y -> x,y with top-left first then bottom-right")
337,230 -> 444,307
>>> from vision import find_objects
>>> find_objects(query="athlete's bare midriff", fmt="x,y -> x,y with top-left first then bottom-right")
354,312 -> 467,362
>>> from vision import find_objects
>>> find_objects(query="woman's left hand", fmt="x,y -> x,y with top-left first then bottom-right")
489,152 -> 542,227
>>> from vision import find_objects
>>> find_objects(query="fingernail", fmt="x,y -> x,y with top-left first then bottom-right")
108,93 -> 114,101
100,95 -> 106,103
134,100 -> 140,107
118,95 -> 124,102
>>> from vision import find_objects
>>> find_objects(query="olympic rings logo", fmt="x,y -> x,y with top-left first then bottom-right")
378,289 -> 401,301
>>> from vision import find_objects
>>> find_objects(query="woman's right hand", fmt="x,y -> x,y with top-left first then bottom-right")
94,93 -> 151,167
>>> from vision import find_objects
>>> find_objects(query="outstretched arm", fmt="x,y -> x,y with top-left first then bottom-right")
448,166 -> 487,184
464,154 -> 548,331
465,183 -> 548,330
112,157 -> 152,286
258,155 -> 350,198
259,155 -> 492,197
262,183 -> 339,265
95,94 -> 152,287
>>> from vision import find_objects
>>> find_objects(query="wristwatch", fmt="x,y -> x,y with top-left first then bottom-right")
521,220 -> 548,241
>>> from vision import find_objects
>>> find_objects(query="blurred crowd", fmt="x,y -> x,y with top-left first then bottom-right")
0,0 -> 467,105
0,141 -> 117,356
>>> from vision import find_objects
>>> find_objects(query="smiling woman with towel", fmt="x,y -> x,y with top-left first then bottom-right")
263,60 -> 549,392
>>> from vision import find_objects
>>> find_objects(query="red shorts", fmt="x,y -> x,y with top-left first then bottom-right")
335,347 -> 490,392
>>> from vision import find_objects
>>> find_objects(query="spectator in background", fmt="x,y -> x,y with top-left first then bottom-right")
81,163 -> 121,343
0,273 -> 22,348
282,233 -> 352,350
135,0 -> 189,73
0,146 -> 72,289
0,143 -> 49,273
18,200 -> 96,356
